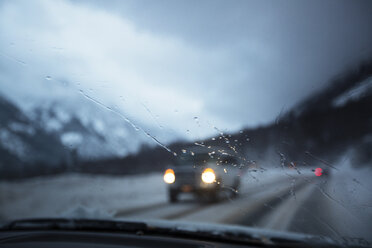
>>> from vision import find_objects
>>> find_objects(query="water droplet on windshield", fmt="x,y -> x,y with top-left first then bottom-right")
45,76 -> 52,80
190,151 -> 195,156
208,151 -> 215,156
193,117 -> 201,126
182,149 -> 186,154
211,137 -> 216,140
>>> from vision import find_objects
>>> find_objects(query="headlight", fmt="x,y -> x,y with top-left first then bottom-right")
201,168 -> 216,184
163,169 -> 175,184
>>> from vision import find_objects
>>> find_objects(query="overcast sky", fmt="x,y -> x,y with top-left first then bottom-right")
1,0 -> 372,140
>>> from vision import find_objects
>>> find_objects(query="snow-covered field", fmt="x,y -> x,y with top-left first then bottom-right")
0,173 -> 167,220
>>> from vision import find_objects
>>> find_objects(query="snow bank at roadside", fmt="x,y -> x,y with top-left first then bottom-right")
0,173 -> 167,221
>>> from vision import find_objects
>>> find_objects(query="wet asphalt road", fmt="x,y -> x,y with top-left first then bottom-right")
115,173 -> 372,246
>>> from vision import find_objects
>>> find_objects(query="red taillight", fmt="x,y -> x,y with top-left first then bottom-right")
314,167 -> 323,176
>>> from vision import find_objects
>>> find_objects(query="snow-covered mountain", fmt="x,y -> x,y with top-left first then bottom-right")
0,95 -> 66,168
0,91 -> 165,172
27,98 -> 152,159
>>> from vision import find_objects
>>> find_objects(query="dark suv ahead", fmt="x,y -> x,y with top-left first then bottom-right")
163,147 -> 242,202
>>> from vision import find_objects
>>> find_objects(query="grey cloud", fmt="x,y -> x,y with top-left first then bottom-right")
1,0 -> 372,139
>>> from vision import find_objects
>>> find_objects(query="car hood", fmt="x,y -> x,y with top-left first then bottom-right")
0,218 -> 347,247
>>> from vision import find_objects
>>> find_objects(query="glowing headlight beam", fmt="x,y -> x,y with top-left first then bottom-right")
163,169 -> 175,184
201,168 -> 216,184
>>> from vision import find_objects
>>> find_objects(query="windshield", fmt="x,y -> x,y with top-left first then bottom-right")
0,0 -> 371,247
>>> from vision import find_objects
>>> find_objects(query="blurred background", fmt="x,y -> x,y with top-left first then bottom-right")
0,0 -> 371,177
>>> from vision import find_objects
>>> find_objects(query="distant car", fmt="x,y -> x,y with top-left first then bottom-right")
163,147 -> 242,202
312,167 -> 332,177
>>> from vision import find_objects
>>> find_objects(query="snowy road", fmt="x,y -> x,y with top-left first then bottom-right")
1,165 -> 371,245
